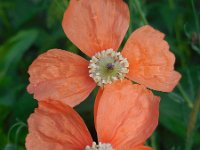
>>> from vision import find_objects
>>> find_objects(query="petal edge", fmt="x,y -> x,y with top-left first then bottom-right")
122,25 -> 181,92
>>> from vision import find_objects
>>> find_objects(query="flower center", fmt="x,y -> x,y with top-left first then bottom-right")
85,142 -> 113,150
88,49 -> 129,87
106,63 -> 114,70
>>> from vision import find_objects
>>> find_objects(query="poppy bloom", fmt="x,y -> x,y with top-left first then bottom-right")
27,0 -> 181,107
26,80 -> 160,150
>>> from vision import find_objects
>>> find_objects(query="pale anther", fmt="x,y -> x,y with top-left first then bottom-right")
85,142 -> 113,150
88,48 -> 129,87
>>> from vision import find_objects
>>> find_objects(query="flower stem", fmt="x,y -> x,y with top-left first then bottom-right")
134,0 -> 148,25
7,120 -> 27,144
150,132 -> 158,150
191,0 -> 200,47
177,83 -> 193,108
7,122 -> 22,143
185,89 -> 200,150
128,0 -> 134,36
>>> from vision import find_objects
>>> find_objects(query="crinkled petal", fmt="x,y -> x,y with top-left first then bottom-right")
62,0 -> 130,57
27,49 -> 96,107
26,100 -> 93,150
95,80 -> 160,149
122,25 -> 181,92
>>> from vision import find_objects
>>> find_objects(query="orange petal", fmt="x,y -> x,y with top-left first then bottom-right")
26,100 -> 93,150
122,145 -> 153,150
27,49 -> 96,107
122,25 -> 181,92
132,145 -> 153,150
95,80 -> 160,149
62,0 -> 130,57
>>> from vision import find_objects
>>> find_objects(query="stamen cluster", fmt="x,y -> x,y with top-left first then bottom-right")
88,49 -> 129,87
85,142 -> 113,150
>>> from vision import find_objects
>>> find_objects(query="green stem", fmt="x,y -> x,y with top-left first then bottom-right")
168,0 -> 175,9
134,0 -> 148,25
185,89 -> 200,150
177,84 -> 193,108
15,124 -> 26,150
191,0 -> 200,47
7,122 -> 22,143
7,121 -> 27,143
128,0 -> 134,36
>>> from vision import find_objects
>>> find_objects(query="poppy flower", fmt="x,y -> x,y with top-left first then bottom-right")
26,80 -> 160,150
27,0 -> 181,107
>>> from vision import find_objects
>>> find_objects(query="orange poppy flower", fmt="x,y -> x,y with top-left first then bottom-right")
26,80 -> 160,150
27,0 -> 181,107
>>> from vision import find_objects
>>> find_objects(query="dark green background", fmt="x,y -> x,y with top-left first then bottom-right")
0,0 -> 200,150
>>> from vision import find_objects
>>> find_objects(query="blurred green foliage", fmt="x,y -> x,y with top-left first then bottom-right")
0,0 -> 200,150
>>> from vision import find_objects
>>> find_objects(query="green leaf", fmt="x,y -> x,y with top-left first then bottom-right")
47,0 -> 69,28
0,105 -> 10,123
3,143 -> 17,150
0,129 -> 7,150
191,43 -> 200,55
159,66 -> 200,145
7,0 -> 49,29
12,92 -> 37,122
0,29 -> 39,80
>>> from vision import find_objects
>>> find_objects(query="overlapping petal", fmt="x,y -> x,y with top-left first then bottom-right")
27,49 -> 96,107
95,80 -> 160,149
122,25 -> 181,92
62,0 -> 130,57
26,100 -> 92,150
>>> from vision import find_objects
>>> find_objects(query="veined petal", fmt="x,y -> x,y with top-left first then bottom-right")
27,49 -> 96,107
26,100 -> 93,150
62,0 -> 130,57
122,25 -> 181,92
95,80 -> 160,149
132,145 -> 153,150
